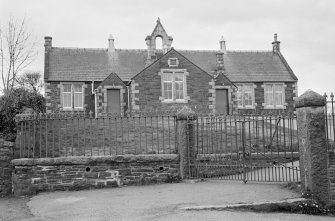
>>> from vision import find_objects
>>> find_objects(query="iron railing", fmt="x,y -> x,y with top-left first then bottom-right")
324,92 -> 335,152
15,112 -> 177,158
190,113 -> 300,182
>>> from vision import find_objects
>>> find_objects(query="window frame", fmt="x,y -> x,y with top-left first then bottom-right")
263,83 -> 286,109
162,73 -> 173,101
168,58 -> 179,67
61,83 -> 85,111
73,84 -> 84,109
236,84 -> 255,109
262,82 -> 287,109
62,84 -> 73,110
159,69 -> 189,103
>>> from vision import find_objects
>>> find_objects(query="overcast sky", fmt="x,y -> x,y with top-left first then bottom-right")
1,0 -> 334,96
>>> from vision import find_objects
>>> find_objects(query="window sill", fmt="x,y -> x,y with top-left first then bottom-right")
61,108 -> 85,112
237,106 -> 256,110
264,106 -> 286,110
161,100 -> 188,104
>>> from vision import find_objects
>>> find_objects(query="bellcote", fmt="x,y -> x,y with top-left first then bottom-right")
145,18 -> 173,66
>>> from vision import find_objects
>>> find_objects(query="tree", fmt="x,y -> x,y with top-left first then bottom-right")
17,71 -> 43,93
0,16 -> 37,93
0,87 -> 45,140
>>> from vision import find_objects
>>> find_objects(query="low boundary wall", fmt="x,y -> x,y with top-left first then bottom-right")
329,151 -> 335,203
11,154 -> 180,196
0,138 -> 13,197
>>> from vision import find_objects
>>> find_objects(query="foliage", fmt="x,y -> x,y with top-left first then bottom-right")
294,200 -> 334,215
17,71 -> 43,93
0,87 -> 45,140
0,16 -> 38,93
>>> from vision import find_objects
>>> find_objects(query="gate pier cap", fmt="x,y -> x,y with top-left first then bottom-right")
295,89 -> 326,108
176,106 -> 197,120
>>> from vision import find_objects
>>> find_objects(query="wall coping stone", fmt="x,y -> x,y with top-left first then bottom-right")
295,89 -> 326,108
0,139 -> 14,147
176,106 -> 197,120
11,154 -> 179,166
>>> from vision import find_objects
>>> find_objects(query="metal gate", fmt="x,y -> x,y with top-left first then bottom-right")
188,114 -> 300,183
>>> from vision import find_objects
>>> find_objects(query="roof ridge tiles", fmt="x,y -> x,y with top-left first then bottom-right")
52,47 -> 107,51
179,49 -> 220,53
227,50 -> 272,53
52,47 -> 148,52
116,49 -> 147,52
178,49 -> 272,53
52,47 -> 271,54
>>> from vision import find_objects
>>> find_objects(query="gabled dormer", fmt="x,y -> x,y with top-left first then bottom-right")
145,18 -> 173,66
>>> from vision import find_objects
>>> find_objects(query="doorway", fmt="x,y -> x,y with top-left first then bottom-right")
107,89 -> 121,115
215,89 -> 229,115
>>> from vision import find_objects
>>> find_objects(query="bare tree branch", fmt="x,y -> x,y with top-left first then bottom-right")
0,16 -> 38,93
17,71 -> 43,93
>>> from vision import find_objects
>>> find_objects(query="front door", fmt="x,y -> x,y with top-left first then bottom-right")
215,89 -> 229,115
107,89 -> 121,115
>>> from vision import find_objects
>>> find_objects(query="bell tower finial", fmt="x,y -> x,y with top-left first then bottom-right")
157,17 -> 160,23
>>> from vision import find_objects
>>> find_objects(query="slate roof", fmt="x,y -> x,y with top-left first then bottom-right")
98,72 -> 126,88
48,47 -> 147,81
179,50 -> 297,82
47,47 -> 297,82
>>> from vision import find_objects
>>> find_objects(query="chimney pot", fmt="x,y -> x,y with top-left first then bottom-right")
108,34 -> 115,52
219,36 -> 227,54
44,36 -> 52,49
108,34 -> 114,40
272,33 -> 280,54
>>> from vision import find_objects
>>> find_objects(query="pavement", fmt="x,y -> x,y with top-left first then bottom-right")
0,180 -> 334,221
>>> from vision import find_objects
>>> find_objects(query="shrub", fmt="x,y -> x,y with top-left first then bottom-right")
0,88 -> 45,140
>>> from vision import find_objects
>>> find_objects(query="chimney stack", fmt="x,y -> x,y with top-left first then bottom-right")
219,36 -> 227,54
108,34 -> 115,52
44,36 -> 52,80
44,36 -> 52,51
272,33 -> 280,54
216,36 -> 226,69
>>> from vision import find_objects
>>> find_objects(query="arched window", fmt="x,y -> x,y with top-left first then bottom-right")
155,36 -> 163,51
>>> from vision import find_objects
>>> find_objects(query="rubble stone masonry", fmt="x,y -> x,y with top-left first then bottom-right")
132,50 -> 213,113
11,154 -> 180,196
329,151 -> 335,204
0,138 -> 14,197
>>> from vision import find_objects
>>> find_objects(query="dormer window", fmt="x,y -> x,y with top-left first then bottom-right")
168,58 -> 179,67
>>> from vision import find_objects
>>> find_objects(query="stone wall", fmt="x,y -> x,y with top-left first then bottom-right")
132,50 -> 213,113
0,138 -> 14,197
11,154 -> 180,196
329,151 -> 335,204
45,81 -> 97,114
238,82 -> 297,114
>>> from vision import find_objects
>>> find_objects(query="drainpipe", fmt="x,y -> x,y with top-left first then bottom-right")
127,81 -> 131,113
92,81 -> 97,118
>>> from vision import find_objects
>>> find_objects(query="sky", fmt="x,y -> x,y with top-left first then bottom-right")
1,0 -> 334,96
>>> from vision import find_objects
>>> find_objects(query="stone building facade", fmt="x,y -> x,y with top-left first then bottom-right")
43,19 -> 298,116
